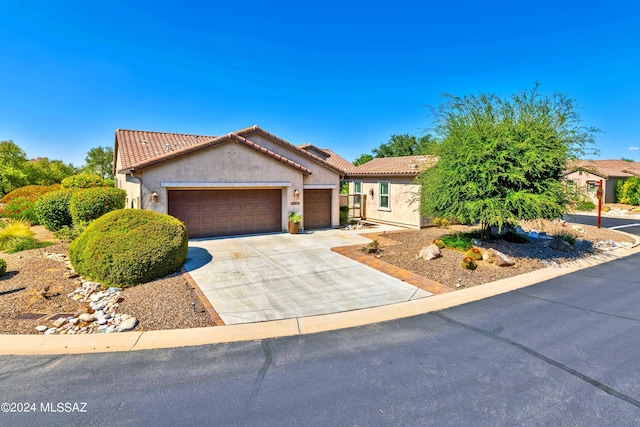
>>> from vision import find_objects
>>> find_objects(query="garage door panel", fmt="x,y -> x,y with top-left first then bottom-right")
168,189 -> 282,238
304,189 -> 332,229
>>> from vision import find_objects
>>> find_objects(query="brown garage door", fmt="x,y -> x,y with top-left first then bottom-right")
303,189 -> 332,229
168,189 -> 282,238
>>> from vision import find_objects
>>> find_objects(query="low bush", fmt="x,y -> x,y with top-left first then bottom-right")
69,187 -> 126,224
4,238 -> 53,254
53,223 -> 88,243
69,209 -> 188,287
0,258 -> 5,276
440,231 -> 480,251
553,231 -> 577,245
0,184 -> 61,203
0,195 -> 40,224
0,219 -> 35,252
35,189 -> 76,231
433,238 -> 445,249
61,173 -> 105,189
500,229 -> 530,244
340,206 -> 349,225
576,200 -> 596,211
431,217 -> 451,228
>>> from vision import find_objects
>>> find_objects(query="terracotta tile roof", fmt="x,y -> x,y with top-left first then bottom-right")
115,129 -> 311,175
297,144 -> 355,171
236,126 -> 346,175
567,159 -> 640,178
346,155 -> 437,177
115,125 -> 345,176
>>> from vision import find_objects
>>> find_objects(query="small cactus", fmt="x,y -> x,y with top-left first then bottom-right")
465,247 -> 483,260
433,239 -> 445,249
461,256 -> 477,270
0,258 -> 6,277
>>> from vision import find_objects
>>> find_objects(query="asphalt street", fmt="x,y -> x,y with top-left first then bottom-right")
1,217 -> 640,426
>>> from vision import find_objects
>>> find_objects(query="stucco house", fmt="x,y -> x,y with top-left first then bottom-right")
343,155 -> 437,228
114,125 -> 349,238
564,159 -> 640,204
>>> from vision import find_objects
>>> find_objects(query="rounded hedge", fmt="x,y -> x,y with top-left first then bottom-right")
0,258 -> 6,277
70,187 -> 126,225
35,189 -> 76,231
68,209 -> 188,287
61,173 -> 105,189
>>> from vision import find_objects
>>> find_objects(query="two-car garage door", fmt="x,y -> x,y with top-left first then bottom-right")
168,189 -> 282,238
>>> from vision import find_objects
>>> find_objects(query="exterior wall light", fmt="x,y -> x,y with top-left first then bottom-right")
151,191 -> 159,203
369,188 -> 374,197
294,189 -> 300,200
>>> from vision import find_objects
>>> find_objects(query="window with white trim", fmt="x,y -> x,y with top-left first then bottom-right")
379,181 -> 390,210
353,181 -> 362,207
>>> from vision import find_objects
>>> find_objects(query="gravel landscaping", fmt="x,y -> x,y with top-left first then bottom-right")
371,220 -> 636,289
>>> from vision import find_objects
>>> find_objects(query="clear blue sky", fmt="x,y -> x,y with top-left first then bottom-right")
1,0 -> 639,167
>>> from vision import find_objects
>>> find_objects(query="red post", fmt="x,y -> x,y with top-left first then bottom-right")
597,179 -> 603,229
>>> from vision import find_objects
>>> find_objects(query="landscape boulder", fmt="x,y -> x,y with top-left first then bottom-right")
417,244 -> 442,261
487,249 -> 514,267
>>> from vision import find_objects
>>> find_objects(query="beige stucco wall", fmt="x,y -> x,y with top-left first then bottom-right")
114,154 -> 142,208
564,171 -> 617,204
350,177 -> 425,228
117,136 -> 342,230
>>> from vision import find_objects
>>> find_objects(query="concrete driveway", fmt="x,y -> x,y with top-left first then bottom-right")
184,227 -> 432,324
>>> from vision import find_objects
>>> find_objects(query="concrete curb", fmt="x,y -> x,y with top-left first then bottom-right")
3,242 -> 639,356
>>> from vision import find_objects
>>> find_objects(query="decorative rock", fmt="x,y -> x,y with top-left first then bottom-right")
35,325 -> 48,332
53,317 -> 67,328
488,249 -> 514,267
417,244 -> 442,261
117,317 -> 138,332
44,328 -> 57,335
550,238 -> 574,252
78,313 -> 95,322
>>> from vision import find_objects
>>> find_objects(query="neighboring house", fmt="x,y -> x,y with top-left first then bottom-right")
114,125 -> 346,238
564,159 -> 640,204
344,155 -> 437,228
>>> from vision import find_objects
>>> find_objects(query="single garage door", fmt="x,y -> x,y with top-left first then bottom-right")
168,189 -> 282,238
303,189 -> 332,229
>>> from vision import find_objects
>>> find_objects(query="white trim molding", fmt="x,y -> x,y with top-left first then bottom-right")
161,182 -> 292,188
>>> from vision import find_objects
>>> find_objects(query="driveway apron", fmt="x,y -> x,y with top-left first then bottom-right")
184,228 -> 432,324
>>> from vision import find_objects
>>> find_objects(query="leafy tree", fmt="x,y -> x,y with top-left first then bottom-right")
353,133 -> 437,167
25,158 -> 76,185
419,85 -> 597,239
353,153 -> 374,166
616,176 -> 640,205
0,140 -> 29,195
82,146 -> 114,180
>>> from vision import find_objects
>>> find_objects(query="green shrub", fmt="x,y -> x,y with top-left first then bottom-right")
617,176 -> 640,205
35,189 -> 76,231
61,173 -> 105,189
433,238 -> 445,249
0,258 -> 6,276
461,256 -> 477,270
69,209 -> 188,287
576,200 -> 596,211
440,231 -> 480,251
501,230 -> 530,244
53,223 -> 88,243
553,231 -> 577,245
5,238 -> 54,254
69,187 -> 126,225
0,195 -> 40,224
465,247 -> 483,260
0,219 -> 35,252
431,217 -> 451,228
0,184 -> 61,203
340,206 -> 349,225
